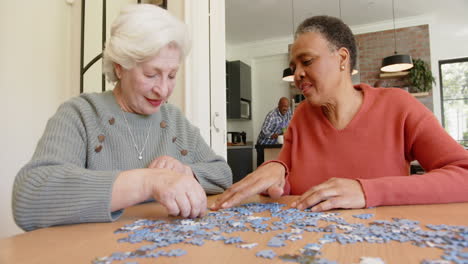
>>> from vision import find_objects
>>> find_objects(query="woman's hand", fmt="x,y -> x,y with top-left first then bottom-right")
148,155 -> 193,176
145,168 -> 207,218
291,178 -> 366,211
111,168 -> 206,218
210,162 -> 286,210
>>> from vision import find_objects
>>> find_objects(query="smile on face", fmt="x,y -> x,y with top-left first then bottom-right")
290,31 -> 343,106
114,44 -> 181,115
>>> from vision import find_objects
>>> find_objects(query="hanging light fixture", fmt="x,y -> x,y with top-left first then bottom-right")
282,68 -> 294,81
380,0 -> 413,72
282,0 -> 295,82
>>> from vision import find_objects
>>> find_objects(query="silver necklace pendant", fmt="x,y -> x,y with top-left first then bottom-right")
121,109 -> 153,161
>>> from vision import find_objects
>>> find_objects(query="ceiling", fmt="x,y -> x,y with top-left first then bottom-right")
225,0 -> 444,46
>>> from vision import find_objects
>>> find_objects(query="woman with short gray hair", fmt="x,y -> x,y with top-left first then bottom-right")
13,4 -> 232,231
213,15 -> 468,212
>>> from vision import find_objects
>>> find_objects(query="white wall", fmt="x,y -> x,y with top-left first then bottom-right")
252,55 -> 290,145
0,0 -> 77,238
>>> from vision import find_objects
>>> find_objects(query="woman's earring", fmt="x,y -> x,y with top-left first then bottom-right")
340,65 -> 345,71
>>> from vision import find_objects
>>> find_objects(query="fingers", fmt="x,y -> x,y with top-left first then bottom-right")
210,177 -> 258,210
155,159 -> 167,169
290,183 -> 331,209
291,178 -> 366,212
150,168 -> 207,218
212,176 -> 276,210
311,197 -> 342,212
175,194 -> 191,218
187,190 -> 207,218
148,156 -> 185,174
211,163 -> 286,211
186,181 -> 207,218
295,188 -> 339,210
196,185 -> 208,217
267,186 -> 284,199
267,176 -> 285,199
163,195 -> 180,216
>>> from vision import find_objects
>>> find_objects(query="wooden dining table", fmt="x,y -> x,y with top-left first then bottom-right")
1,195 -> 467,264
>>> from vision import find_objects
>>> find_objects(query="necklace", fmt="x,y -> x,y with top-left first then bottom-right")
120,110 -> 153,160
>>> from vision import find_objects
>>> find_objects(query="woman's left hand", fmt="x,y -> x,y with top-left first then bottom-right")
291,178 -> 366,211
149,156 -> 193,176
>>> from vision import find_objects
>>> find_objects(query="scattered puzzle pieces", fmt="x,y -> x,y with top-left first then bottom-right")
93,202 -> 468,264
256,249 -> 276,259
352,214 -> 375,220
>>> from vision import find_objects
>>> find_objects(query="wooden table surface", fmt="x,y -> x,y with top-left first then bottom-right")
1,195 -> 467,264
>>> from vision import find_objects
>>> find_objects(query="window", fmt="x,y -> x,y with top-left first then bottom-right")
439,57 -> 468,147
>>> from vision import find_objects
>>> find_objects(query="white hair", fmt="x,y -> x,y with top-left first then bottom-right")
102,4 -> 190,83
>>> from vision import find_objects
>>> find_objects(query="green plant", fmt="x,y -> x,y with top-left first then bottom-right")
407,58 -> 436,93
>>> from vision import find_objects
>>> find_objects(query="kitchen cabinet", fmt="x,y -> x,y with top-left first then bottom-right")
227,145 -> 253,183
226,60 -> 251,119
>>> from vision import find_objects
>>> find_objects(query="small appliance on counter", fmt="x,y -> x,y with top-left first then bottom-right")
227,131 -> 246,145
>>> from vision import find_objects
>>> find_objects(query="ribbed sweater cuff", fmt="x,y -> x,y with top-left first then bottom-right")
75,169 -> 123,223
189,164 -> 227,194
357,178 -> 381,208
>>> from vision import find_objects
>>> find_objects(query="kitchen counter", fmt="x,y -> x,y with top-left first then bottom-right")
227,142 -> 254,182
255,143 -> 282,149
255,143 -> 284,166
227,141 -> 253,149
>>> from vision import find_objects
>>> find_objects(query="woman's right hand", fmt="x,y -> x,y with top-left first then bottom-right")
210,162 -> 286,210
111,168 -> 207,218
145,168 -> 207,218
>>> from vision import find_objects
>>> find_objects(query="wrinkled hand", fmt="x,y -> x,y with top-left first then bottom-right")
146,168 -> 207,218
291,178 -> 365,212
149,155 -> 192,176
210,162 -> 286,210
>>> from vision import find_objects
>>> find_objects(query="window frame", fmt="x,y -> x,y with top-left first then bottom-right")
438,56 -> 468,130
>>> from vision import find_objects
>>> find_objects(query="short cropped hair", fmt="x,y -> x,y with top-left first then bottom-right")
295,15 -> 357,73
103,4 -> 190,83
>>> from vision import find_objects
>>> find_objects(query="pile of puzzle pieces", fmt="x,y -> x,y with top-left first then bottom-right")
93,203 -> 468,264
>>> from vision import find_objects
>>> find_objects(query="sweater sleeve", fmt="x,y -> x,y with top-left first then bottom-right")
359,106 -> 468,207
188,130 -> 233,194
273,113 -> 298,195
12,101 -> 122,231
166,106 -> 232,194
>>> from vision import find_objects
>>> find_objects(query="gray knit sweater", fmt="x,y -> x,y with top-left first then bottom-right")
13,91 -> 232,231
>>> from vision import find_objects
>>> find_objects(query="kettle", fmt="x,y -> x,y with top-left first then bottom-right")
240,131 -> 246,144
228,132 -> 242,144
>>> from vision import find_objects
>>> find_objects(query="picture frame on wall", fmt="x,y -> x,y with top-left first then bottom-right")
141,0 -> 167,9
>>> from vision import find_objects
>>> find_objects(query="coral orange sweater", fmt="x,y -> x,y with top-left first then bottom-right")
278,83 -> 468,207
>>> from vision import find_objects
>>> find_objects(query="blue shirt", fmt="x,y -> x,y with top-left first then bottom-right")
257,108 -> 292,144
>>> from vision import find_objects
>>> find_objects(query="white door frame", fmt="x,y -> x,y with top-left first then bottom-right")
184,0 -> 227,159
208,0 -> 227,159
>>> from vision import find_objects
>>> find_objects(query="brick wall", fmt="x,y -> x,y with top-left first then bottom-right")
355,25 -> 431,88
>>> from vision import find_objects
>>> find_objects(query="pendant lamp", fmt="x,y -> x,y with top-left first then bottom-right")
282,0 -> 295,82
282,68 -> 294,81
380,0 -> 413,72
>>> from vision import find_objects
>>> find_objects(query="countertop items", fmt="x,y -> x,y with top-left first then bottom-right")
227,142 -> 253,149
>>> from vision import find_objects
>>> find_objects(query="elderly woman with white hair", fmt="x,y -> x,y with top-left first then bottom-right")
13,4 -> 232,231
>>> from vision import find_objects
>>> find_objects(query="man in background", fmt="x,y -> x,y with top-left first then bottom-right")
257,97 -> 292,145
